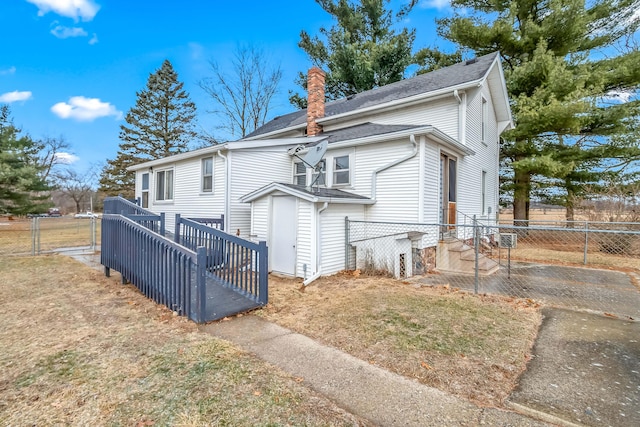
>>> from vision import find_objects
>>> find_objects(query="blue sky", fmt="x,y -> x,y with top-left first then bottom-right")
0,0 -> 451,176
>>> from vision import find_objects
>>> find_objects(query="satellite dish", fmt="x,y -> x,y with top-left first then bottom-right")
301,140 -> 328,168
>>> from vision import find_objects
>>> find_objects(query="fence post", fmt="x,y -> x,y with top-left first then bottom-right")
258,240 -> 268,304
160,212 -> 166,236
196,246 -> 207,323
344,216 -> 350,270
473,215 -> 479,294
91,217 -> 96,251
583,222 -> 589,265
30,217 -> 36,256
174,214 -> 181,243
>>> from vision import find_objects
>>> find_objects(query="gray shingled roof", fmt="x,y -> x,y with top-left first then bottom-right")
278,183 -> 371,200
246,52 -> 499,139
321,123 -> 420,144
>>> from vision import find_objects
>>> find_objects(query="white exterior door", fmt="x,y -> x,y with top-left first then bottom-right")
271,196 -> 297,275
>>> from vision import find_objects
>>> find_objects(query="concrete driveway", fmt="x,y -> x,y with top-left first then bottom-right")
508,308 -> 640,427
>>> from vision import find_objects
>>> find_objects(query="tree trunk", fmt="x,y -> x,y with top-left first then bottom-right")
512,166 -> 530,228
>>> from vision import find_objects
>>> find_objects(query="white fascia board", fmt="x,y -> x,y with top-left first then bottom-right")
127,137 -> 325,172
127,143 -> 228,171
229,136 -> 324,150
486,55 -> 514,128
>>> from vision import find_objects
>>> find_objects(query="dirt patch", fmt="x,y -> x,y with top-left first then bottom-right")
0,256 -> 367,426
258,272 -> 542,407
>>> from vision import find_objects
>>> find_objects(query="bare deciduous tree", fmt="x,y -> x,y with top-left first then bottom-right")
54,168 -> 97,213
199,45 -> 282,140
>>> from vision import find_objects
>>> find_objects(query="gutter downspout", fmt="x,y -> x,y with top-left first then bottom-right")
218,150 -> 230,233
454,90 -> 466,145
371,134 -> 418,201
303,201 -> 329,286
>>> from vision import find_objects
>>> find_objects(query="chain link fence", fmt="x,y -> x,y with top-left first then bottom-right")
346,218 -> 640,319
0,217 -> 100,257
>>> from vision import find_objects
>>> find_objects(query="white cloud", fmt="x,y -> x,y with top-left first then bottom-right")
51,96 -> 122,121
54,152 -> 79,164
88,33 -> 98,45
26,0 -> 100,21
0,91 -> 33,103
51,24 -> 87,38
602,90 -> 633,104
420,0 -> 450,10
0,66 -> 17,75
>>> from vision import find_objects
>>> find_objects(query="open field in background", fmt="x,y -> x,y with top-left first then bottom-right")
0,217 -> 100,256
260,273 -> 542,407
0,256 -> 366,426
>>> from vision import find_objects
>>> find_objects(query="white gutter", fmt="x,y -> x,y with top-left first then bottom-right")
418,135 -> 426,223
371,134 -> 418,201
218,150 -> 230,233
303,201 -> 329,286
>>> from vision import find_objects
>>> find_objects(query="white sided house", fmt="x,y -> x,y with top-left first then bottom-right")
129,52 -> 513,282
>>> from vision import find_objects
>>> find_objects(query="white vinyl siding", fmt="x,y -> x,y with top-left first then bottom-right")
322,97 -> 460,140
227,149 -> 292,237
251,197 -> 270,241
144,155 -> 226,233
295,200 -> 313,277
349,138 -> 420,222
457,85 -> 499,220
320,204 -> 365,276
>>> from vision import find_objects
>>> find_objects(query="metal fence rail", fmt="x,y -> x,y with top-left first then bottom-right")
346,218 -> 640,319
0,216 -> 99,256
101,214 -> 208,323
175,214 -> 268,306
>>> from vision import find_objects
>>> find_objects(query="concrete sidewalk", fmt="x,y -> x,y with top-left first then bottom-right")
201,316 -> 550,427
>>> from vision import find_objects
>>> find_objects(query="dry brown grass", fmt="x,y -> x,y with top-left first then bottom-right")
0,256 -> 367,426
259,272 -> 542,407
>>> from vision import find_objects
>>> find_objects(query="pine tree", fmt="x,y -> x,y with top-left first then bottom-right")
99,60 -> 198,197
290,0 -> 417,108
424,0 -> 640,222
0,105 -> 50,215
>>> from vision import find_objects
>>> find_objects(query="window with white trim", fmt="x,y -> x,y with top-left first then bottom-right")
201,157 -> 213,193
293,162 -> 306,186
333,155 -> 350,185
155,169 -> 174,201
141,173 -> 149,208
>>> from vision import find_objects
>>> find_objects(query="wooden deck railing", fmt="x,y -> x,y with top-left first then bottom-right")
175,214 -> 268,305
101,214 -> 209,323
103,196 -> 165,235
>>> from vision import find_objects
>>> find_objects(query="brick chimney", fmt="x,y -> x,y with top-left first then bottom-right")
306,67 -> 325,136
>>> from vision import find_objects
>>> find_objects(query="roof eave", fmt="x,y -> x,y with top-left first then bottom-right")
127,143 -> 228,171
240,182 -> 373,204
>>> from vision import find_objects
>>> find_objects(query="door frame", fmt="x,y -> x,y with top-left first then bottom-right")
269,195 -> 298,275
440,152 -> 457,228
